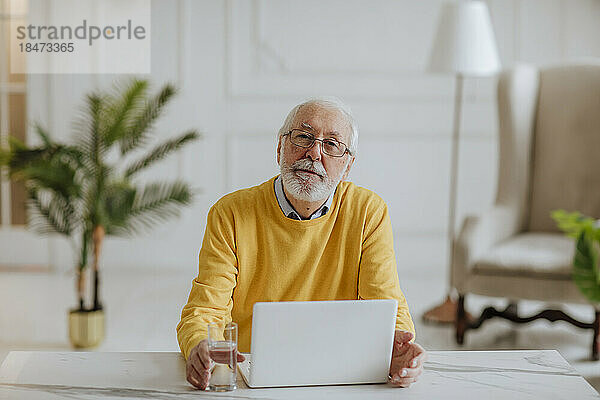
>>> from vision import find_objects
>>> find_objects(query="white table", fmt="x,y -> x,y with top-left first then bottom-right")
1,350 -> 598,399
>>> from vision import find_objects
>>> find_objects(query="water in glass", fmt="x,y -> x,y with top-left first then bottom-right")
208,340 -> 237,391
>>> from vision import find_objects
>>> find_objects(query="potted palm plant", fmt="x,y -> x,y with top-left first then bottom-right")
552,210 -> 600,302
0,79 -> 199,348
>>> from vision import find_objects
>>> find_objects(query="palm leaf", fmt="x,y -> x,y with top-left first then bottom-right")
109,181 -> 193,236
72,93 -> 106,175
33,122 -> 53,146
83,162 -> 115,228
119,84 -> 176,155
5,137 -> 57,170
17,163 -> 80,199
9,143 -> 85,199
26,187 -> 77,236
101,79 -> 148,147
124,130 -> 199,177
103,181 -> 136,232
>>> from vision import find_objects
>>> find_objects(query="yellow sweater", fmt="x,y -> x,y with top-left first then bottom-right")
177,176 -> 415,360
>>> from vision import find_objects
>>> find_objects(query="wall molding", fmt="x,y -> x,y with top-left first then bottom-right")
225,0 -> 496,102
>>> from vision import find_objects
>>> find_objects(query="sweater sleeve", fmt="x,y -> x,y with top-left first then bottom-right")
358,198 -> 416,338
176,203 -> 238,360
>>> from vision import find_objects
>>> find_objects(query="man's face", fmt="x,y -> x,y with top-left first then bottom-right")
277,104 -> 355,202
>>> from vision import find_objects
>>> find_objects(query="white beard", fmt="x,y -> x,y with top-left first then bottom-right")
279,145 -> 346,202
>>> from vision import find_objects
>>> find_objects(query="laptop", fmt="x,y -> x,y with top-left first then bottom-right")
238,299 -> 397,388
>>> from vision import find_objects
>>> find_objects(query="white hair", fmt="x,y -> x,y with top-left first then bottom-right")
277,97 -> 359,156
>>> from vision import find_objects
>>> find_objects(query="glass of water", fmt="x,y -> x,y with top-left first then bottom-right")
207,322 -> 238,391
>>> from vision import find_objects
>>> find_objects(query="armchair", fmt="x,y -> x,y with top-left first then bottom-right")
453,63 -> 600,359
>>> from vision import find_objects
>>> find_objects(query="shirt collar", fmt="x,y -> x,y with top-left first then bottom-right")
274,175 -> 333,220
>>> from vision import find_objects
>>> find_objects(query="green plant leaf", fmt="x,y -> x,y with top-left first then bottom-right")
123,130 -> 199,177
6,141 -> 55,170
552,209 -> 596,238
108,180 -> 193,236
119,84 -> 176,155
103,181 -> 136,230
0,146 -> 13,166
26,187 -> 77,236
72,93 -> 107,174
101,79 -> 148,147
33,123 -> 53,146
573,230 -> 600,303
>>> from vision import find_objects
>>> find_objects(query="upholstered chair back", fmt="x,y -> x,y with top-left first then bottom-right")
495,65 -> 539,234
526,65 -> 600,232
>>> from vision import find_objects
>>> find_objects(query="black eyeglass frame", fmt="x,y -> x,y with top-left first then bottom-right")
283,129 -> 353,158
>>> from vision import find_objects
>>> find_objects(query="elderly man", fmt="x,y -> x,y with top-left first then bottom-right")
177,98 -> 426,389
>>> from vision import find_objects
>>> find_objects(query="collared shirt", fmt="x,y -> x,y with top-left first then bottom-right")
273,175 -> 334,220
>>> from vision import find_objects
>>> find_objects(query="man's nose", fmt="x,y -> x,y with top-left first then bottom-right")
304,140 -> 322,161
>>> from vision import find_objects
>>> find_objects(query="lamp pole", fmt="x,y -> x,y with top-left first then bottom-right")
423,0 -> 500,324
422,74 -> 466,324
447,73 -> 463,285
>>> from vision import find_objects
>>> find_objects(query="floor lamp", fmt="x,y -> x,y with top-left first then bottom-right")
423,1 -> 501,324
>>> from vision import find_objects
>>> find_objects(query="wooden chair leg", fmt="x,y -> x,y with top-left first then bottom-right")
456,295 -> 466,345
455,298 -> 599,358
505,301 -> 518,317
592,310 -> 600,361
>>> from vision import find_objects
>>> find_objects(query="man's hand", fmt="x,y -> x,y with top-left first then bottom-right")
186,339 -> 246,389
388,330 -> 427,388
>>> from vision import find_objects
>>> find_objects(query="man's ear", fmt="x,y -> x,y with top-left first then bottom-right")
276,136 -> 282,165
341,156 -> 355,181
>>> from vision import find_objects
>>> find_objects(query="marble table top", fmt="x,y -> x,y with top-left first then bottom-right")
0,350 -> 598,399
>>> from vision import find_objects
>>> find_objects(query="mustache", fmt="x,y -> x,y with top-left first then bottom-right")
291,158 -> 327,178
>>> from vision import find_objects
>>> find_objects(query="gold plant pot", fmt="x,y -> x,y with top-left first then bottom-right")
69,309 -> 105,349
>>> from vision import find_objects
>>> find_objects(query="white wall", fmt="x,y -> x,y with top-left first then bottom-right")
10,0 -> 600,278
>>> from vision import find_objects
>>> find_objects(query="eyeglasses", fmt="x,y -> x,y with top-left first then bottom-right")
284,129 -> 351,157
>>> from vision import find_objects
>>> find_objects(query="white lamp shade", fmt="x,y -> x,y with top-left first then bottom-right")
428,1 -> 501,76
